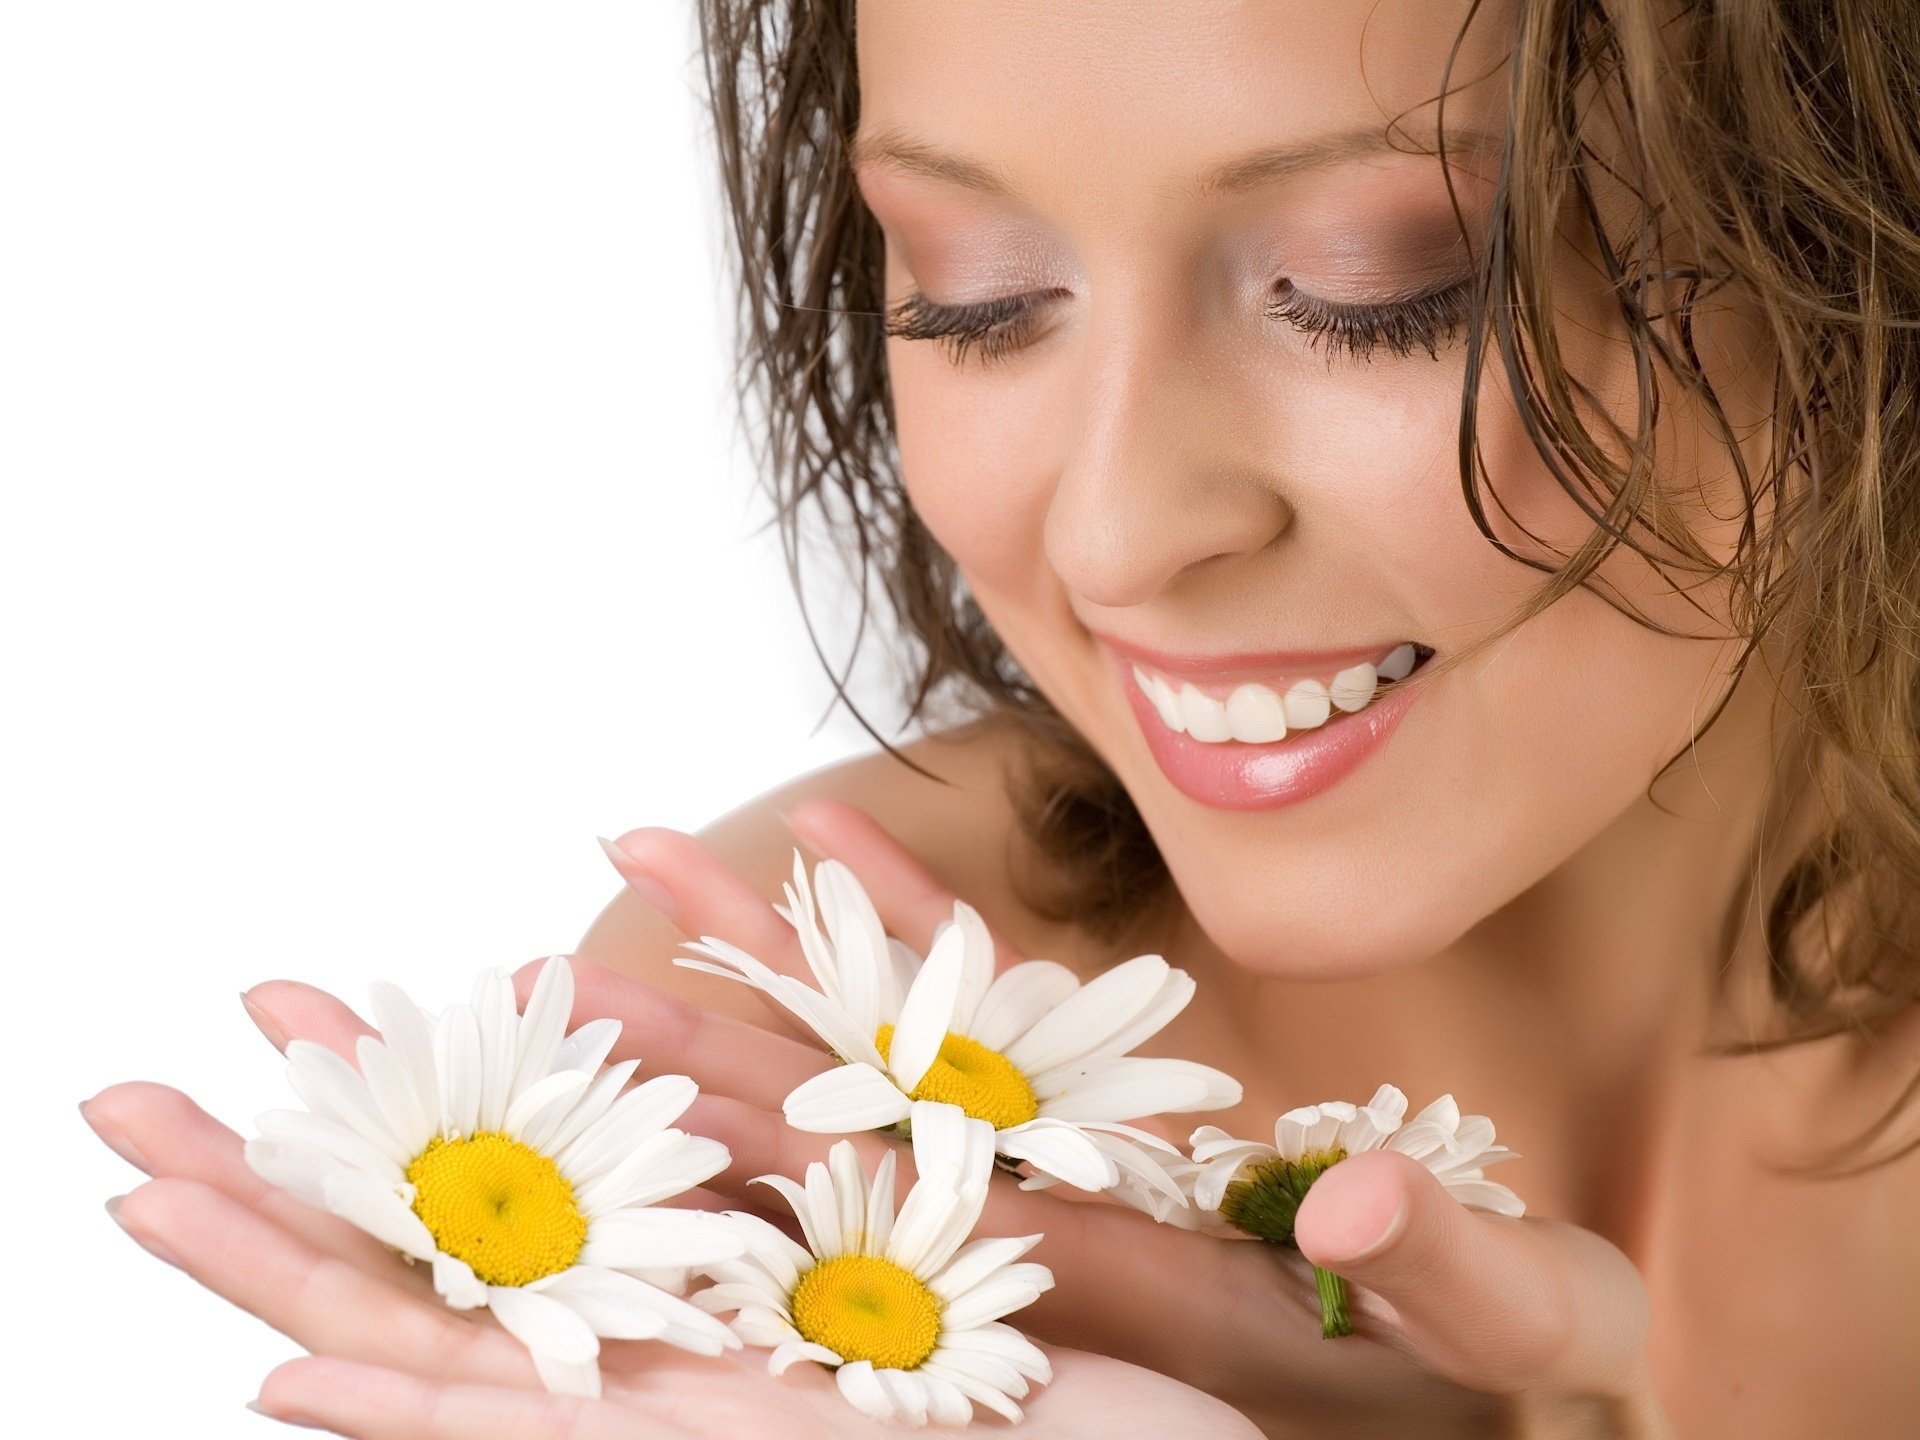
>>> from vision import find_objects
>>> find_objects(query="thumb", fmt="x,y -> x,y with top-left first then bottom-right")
1294,1149 -> 1651,1394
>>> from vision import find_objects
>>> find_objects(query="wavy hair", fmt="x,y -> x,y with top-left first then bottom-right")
693,0 -> 1920,1176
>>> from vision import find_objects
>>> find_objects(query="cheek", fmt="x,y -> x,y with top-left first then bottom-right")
889,343 -> 1059,598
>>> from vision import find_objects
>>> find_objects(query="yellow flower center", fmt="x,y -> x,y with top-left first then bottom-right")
789,1254 -> 943,1369
405,1131 -> 588,1287
874,1022 -> 1039,1130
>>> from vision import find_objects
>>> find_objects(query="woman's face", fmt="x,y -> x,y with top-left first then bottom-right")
853,0 -> 1769,976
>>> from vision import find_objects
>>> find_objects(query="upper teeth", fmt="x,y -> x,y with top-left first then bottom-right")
1132,642 -> 1417,745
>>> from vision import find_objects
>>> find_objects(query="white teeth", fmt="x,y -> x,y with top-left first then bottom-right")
1131,644 -> 1422,745
1377,643 -> 1417,682
1133,666 -> 1184,731
1178,683 -> 1234,741
1225,684 -> 1288,743
1282,678 -> 1332,730
1328,662 -> 1378,713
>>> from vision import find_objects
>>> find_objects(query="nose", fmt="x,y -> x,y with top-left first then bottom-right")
1043,307 -> 1293,609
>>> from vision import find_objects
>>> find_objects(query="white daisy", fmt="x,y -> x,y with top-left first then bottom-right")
677,850 -> 1241,1205
693,1101 -> 1055,1428
244,956 -> 746,1396
1186,1084 -> 1524,1337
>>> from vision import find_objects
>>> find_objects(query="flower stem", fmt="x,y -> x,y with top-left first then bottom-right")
1314,1266 -> 1352,1339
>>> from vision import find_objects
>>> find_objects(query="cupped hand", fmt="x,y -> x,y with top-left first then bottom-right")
107,797 -> 1677,1438
579,799 -> 1674,1439
82,1081 -> 1259,1439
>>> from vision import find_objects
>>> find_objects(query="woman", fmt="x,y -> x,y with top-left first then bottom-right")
82,0 -> 1920,1433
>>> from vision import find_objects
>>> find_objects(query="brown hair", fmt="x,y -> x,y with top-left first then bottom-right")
694,0 -> 1920,1175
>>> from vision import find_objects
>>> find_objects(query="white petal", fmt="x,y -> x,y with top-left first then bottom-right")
502,1069 -> 592,1141
532,1266 -> 738,1351
528,1350 -> 602,1398
713,1210 -> 813,1291
1001,954 -> 1175,1076
783,1064 -> 914,1134
243,1137 -> 336,1208
367,981 -> 442,1138
432,1253 -> 487,1310
728,1302 -> 805,1348
829,1139 -> 871,1256
993,1120 -> 1118,1192
803,1149 -> 847,1260
527,1058 -> 640,1159
908,1101 -> 995,1202
921,1357 -> 1025,1424
556,1073 -> 699,1184
488,1283 -> 601,1366
435,1002 -> 483,1138
579,1209 -> 747,1270
512,956 -> 575,1101
576,1131 -> 730,1214
553,1017 -> 622,1076
919,1370 -> 975,1427
888,921 -> 969,1093
939,1262 -> 1053,1331
928,1234 -> 1044,1304
355,1035 -> 434,1159
472,968 -> 519,1132
1035,1057 -> 1235,1123
935,1319 -> 1052,1381
835,1361 -> 905,1424
284,1040 -> 410,1166
675,938 -> 888,1073
876,1366 -> 930,1426
884,1182 -> 967,1280
863,1150 -> 898,1260
814,858 -> 892,1036
750,1173 -> 829,1258
769,1339 -> 842,1376
255,1108 -> 405,1184
1442,1177 -> 1527,1216
322,1171 -> 437,1261
967,960 -> 1081,1054
945,901 -> 998,1034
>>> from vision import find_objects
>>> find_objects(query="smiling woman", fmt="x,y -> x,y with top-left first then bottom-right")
77,0 -> 1920,1437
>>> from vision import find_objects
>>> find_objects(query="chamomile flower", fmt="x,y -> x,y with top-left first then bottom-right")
1187,1084 -> 1524,1337
677,850 -> 1240,1206
244,956 -> 746,1396
694,1101 -> 1054,1427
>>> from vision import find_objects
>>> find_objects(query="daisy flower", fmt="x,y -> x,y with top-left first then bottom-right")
677,850 -> 1241,1205
694,1101 -> 1054,1427
1186,1084 -> 1524,1338
244,956 -> 746,1396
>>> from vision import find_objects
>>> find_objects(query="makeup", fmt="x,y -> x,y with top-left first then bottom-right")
1105,642 -> 1429,810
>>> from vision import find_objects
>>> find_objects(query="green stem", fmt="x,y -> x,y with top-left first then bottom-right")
1314,1266 -> 1352,1339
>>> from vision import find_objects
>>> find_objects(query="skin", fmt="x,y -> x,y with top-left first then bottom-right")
83,1 -> 1920,1435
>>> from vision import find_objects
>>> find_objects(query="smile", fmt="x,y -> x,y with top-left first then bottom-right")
1128,643 -> 1431,745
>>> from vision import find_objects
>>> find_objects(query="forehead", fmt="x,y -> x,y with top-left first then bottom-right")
852,0 -> 1513,205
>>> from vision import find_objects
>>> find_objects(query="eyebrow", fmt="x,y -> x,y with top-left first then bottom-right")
847,123 -> 1507,200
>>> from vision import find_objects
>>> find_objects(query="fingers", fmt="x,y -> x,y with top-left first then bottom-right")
1294,1149 -> 1651,1394
254,1356 -> 699,1440
784,798 -> 1029,967
243,981 -> 377,1061
600,827 -> 808,972
512,955 -> 831,1110
111,1176 -> 536,1387
82,1081 -> 405,1276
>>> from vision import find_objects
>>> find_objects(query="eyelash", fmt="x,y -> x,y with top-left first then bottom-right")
881,279 -> 1476,368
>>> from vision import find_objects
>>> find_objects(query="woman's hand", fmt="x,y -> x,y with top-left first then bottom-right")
83,1081 -> 1260,1439
575,799 -> 1674,1438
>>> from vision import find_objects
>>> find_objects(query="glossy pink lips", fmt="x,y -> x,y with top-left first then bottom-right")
1113,649 -> 1426,810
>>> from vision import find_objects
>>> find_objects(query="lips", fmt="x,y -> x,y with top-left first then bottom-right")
1098,636 -> 1433,810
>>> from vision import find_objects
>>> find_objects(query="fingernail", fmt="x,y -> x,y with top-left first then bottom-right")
248,1398 -> 320,1428
80,1099 -> 152,1172
596,835 -> 679,920
240,989 -> 291,1051
107,1195 -> 184,1267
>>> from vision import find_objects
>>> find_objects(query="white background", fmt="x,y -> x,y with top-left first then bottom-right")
4,5 -> 882,1432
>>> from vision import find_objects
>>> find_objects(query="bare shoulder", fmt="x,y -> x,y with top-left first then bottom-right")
570,717 -> 1077,1024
